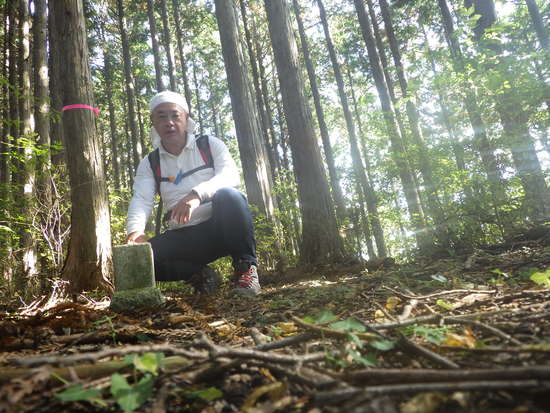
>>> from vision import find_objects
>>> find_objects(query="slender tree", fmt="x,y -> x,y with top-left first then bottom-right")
353,0 -> 430,251
292,0 -> 347,224
438,0 -> 508,231
469,0 -> 550,221
316,0 -> 387,256
525,0 -> 548,51
159,0 -> 177,90
51,0 -> 112,293
115,0 -> 141,171
172,0 -> 193,113
213,0 -> 276,220
146,0 -> 165,92
264,0 -> 345,264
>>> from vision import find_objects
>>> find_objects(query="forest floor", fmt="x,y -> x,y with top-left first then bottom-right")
1,241 -> 550,413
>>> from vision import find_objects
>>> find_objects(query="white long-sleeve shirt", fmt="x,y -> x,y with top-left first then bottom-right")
126,133 -> 240,234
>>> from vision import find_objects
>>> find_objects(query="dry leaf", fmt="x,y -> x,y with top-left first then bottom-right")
443,327 -> 476,348
385,296 -> 401,311
401,392 -> 447,413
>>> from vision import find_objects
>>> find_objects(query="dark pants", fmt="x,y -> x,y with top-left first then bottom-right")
149,187 -> 257,282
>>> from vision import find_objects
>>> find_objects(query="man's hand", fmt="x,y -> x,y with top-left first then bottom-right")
127,231 -> 148,244
171,191 -> 201,225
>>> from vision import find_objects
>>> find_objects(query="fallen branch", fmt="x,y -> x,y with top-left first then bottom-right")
336,365 -> 550,385
398,335 -> 460,369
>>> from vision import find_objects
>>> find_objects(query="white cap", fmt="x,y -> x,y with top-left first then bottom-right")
149,91 -> 196,149
149,90 -> 189,114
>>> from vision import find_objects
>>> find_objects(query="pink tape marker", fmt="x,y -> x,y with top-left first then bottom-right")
62,104 -> 100,117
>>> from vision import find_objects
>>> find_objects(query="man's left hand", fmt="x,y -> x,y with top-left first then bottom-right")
171,191 -> 200,225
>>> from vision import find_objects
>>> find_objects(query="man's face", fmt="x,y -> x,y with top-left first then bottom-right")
151,102 -> 188,147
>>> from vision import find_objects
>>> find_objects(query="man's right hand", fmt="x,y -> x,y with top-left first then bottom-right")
127,232 -> 148,244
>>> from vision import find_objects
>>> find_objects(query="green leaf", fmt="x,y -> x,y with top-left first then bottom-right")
0,225 -> 14,233
183,387 -> 223,402
431,274 -> 448,283
349,349 -> 377,367
347,332 -> 364,348
330,317 -> 366,332
302,316 -> 316,324
436,299 -> 455,310
314,309 -> 337,324
55,384 -> 102,402
530,271 -> 550,287
369,339 -> 396,351
110,373 -> 154,412
133,353 -> 165,375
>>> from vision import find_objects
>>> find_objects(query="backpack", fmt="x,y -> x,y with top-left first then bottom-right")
147,135 -> 214,234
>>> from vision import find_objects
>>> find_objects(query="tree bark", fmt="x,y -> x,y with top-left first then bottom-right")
264,0 -> 344,264
353,0 -> 430,251
103,48 -> 122,193
525,0 -> 549,50
17,0 -> 37,286
379,0 -> 453,248
159,0 -> 177,90
292,0 -> 347,224
192,61 -> 204,135
33,0 -> 51,205
48,0 -> 64,167
146,0 -> 165,92
469,0 -> 550,221
172,0 -> 193,112
116,0 -> 142,172
51,0 -> 112,294
438,0 -> 508,230
213,0 -> 276,220
239,0 -> 279,187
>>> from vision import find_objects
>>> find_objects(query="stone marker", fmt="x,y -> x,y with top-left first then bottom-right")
110,243 -> 165,312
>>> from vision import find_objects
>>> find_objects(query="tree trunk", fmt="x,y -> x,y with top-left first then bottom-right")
17,0 -> 37,287
365,0 -> 409,146
292,0 -> 347,224
116,0 -> 142,172
239,0 -> 279,187
438,0 -> 508,231
353,0 -> 430,251
470,0 -> 550,222
213,0 -> 276,220
0,2 -> 9,188
146,0 -> 165,92
192,61 -> 204,135
379,0 -> 453,248
172,0 -> 193,112
48,0 -> 64,167
525,0 -> 548,50
347,68 -> 388,259
33,0 -> 51,205
316,0 -> 388,257
264,0 -> 345,264
51,0 -> 112,294
159,0 -> 177,90
103,49 -> 122,193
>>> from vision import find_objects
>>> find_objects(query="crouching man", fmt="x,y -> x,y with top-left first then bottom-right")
126,90 -> 260,296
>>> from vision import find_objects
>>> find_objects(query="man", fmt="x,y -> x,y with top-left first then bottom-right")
126,91 -> 260,296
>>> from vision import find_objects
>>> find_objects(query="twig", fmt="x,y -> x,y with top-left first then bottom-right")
445,317 -> 523,346
336,365 -> 550,384
398,335 -> 460,369
397,299 -> 418,322
382,286 -> 497,300
253,332 -> 317,351
15,343 -> 205,368
195,334 -> 325,365
314,380 -> 543,402
439,345 -> 550,353
250,327 -> 268,346
373,301 -> 397,322
288,314 -> 378,340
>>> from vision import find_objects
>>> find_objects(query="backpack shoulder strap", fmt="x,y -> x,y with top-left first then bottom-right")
147,148 -> 161,196
196,135 -> 214,168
